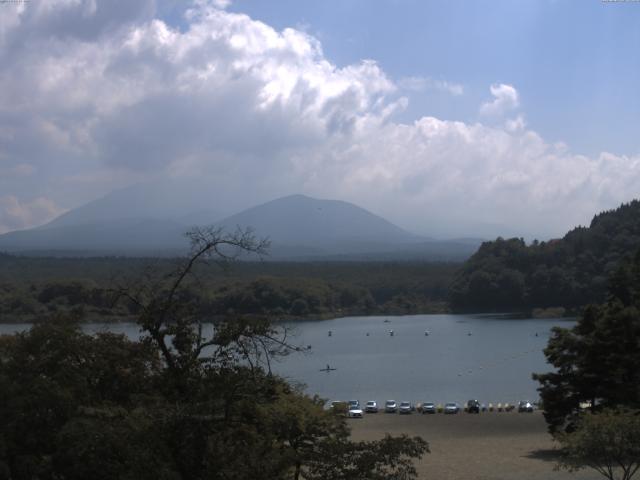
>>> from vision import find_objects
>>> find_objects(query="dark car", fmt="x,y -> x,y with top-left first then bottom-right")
518,401 -> 534,412
466,399 -> 481,413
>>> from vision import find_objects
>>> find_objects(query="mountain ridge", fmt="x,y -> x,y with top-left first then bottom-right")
0,191 -> 480,260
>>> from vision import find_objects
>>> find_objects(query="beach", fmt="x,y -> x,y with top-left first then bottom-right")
348,411 -> 600,480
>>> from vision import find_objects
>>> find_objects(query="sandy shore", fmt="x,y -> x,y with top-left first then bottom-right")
348,411 -> 600,480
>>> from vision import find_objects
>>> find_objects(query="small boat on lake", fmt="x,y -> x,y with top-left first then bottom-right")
320,364 -> 337,372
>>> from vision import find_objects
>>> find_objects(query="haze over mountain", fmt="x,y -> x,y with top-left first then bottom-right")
0,192 -> 480,260
45,181 -> 223,229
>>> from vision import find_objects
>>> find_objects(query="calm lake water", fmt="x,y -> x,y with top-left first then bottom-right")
0,314 -> 573,406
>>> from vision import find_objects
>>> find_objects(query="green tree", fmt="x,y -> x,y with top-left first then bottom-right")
555,409 -> 640,480
534,250 -> 640,432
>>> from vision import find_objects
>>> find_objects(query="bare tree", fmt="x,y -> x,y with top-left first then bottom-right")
112,226 -> 294,382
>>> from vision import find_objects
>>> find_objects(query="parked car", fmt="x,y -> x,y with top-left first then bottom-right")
466,399 -> 481,413
347,405 -> 363,418
385,400 -> 398,413
518,401 -> 534,412
421,402 -> 436,414
365,400 -> 378,413
399,401 -> 413,414
348,400 -> 360,410
444,402 -> 460,414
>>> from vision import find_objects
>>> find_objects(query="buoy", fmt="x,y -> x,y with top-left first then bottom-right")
366,332 -> 370,336
389,330 -> 394,336
424,330 -> 430,336
328,330 -> 332,337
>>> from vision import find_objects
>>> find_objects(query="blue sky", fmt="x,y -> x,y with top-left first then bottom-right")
1,0 -> 639,238
222,0 -> 640,156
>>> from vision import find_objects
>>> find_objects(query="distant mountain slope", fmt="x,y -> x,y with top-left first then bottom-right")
0,218 -> 188,254
449,200 -> 640,310
217,194 -> 420,246
44,182 -> 222,229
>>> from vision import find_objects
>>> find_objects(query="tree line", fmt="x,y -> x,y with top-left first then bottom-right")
450,200 -> 640,311
0,256 -> 456,322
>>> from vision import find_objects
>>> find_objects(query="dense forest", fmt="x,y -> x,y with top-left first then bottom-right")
450,200 -> 640,311
0,254 -> 456,322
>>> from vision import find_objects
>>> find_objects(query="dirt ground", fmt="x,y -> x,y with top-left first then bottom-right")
348,411 -> 601,480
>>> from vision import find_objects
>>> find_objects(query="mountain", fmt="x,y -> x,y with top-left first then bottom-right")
214,194 -> 480,260
217,194 -> 418,245
0,192 -> 480,260
44,182 -> 223,229
449,199 -> 640,310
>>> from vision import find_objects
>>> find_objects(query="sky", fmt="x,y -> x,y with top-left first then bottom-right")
0,0 -> 639,238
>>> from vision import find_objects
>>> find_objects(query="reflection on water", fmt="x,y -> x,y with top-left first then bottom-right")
0,314 -> 574,406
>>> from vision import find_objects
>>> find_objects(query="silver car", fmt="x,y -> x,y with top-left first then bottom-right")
399,401 -> 413,414
444,402 -> 459,414
385,400 -> 397,413
421,402 -> 436,414
365,400 -> 378,413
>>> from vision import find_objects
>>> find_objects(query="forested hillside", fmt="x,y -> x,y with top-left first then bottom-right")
0,255 -> 455,322
450,200 -> 640,310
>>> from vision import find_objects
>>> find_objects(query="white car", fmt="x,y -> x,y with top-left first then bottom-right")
365,400 -> 378,413
348,405 -> 364,418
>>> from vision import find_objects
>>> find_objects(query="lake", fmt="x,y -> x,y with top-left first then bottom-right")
0,314 -> 573,406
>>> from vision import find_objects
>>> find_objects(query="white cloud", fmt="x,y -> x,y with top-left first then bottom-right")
505,115 -> 526,132
399,76 -> 464,96
0,1 -> 638,238
480,83 -> 519,116
0,195 -> 65,234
